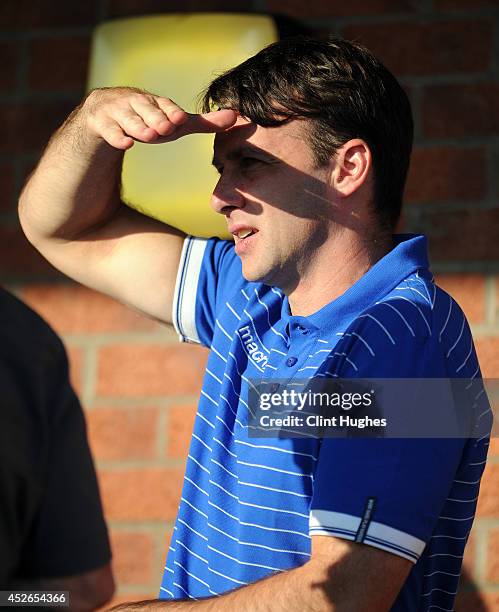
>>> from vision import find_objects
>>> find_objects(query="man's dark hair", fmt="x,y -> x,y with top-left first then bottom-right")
201,36 -> 413,231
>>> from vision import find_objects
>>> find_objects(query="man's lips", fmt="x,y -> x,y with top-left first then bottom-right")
234,228 -> 258,255
229,225 -> 259,240
229,224 -> 259,256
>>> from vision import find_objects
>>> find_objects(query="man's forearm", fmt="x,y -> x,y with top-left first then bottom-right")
110,536 -> 408,612
110,560 -> 340,612
19,90 -> 124,246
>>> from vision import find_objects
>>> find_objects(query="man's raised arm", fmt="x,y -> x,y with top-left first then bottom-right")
18,87 -> 236,324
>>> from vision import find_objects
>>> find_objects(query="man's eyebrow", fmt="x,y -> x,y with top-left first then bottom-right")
211,146 -> 277,168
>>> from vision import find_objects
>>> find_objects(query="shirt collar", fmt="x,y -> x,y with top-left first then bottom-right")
279,234 -> 429,336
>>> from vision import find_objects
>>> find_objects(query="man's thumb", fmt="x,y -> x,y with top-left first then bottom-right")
181,109 -> 238,135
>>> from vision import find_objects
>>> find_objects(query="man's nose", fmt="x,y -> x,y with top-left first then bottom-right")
211,176 -> 245,215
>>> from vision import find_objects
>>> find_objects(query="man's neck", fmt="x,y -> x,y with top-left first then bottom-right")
286,233 -> 393,317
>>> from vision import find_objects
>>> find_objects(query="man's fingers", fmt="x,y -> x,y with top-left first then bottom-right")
84,89 -> 237,147
155,97 -> 189,127
176,109 -> 238,138
130,96 -> 187,136
128,98 -> 172,136
97,118 -> 135,150
114,107 -> 160,141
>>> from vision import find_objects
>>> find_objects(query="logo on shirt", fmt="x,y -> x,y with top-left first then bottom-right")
238,325 -> 268,368
355,497 -> 377,543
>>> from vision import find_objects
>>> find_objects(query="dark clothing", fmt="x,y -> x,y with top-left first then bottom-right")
0,288 -> 110,586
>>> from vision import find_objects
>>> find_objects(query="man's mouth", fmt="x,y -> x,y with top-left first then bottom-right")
236,228 -> 256,239
231,227 -> 259,255
232,227 -> 258,241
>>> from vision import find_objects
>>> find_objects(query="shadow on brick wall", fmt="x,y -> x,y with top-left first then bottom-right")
456,567 -> 493,611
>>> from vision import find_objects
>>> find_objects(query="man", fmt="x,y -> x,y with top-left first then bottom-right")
0,288 -> 114,610
19,37 -> 489,610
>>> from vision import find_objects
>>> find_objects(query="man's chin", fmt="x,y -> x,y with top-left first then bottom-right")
241,264 -> 267,285
241,269 -> 261,283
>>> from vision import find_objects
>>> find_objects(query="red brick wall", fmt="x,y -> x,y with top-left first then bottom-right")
1,0 -> 498,608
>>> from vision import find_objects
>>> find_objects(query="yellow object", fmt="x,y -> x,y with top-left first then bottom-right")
87,14 -> 278,238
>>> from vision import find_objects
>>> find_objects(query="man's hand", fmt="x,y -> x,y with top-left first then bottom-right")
81,87 -> 237,150
19,88 -> 237,324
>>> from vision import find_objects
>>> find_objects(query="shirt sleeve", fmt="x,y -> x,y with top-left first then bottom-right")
20,336 -> 111,579
172,235 -> 241,347
309,307 -> 467,563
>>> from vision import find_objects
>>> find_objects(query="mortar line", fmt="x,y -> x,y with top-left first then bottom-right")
82,342 -> 98,408
485,275 -> 497,326
95,458 -> 186,470
62,329 -> 180,345
474,523 -> 490,584
314,10 -> 499,31
83,395 -> 200,408
156,404 -> 168,461
108,520 -> 176,531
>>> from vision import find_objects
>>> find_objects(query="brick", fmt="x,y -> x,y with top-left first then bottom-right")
166,403 -> 197,458
422,83 -> 499,138
107,0 -> 254,17
405,147 -> 486,204
110,531 -> 154,585
489,437 -> 499,457
28,36 -> 90,92
66,345 -> 84,398
461,529 -> 476,580
343,21 -> 492,76
475,338 -> 499,379
0,0 -> 98,28
0,99 -> 78,155
268,0 -> 415,17
410,208 -> 499,262
17,157 -> 39,210
436,0 -> 498,8
99,467 -> 183,521
489,394 -> 499,439
475,462 -> 499,517
20,157 -> 38,186
482,592 -> 499,609
97,343 -> 208,397
163,527 -> 173,553
0,225 -> 61,280
455,590 -> 499,611
21,284 -> 159,335
0,162 -> 15,213
0,42 -> 18,92
486,527 -> 499,582
87,406 -> 159,460
433,274 -> 485,324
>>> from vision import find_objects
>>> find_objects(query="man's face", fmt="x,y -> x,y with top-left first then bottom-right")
211,116 -> 335,293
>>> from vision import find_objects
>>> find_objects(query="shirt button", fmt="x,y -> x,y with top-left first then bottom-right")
286,357 -> 298,367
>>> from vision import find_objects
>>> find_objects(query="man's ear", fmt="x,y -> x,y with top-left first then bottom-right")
331,139 -> 372,197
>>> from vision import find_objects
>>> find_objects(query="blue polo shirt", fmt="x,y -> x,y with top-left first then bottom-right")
160,234 -> 489,611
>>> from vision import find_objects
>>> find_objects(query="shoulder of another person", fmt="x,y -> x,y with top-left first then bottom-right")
0,288 -> 66,368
